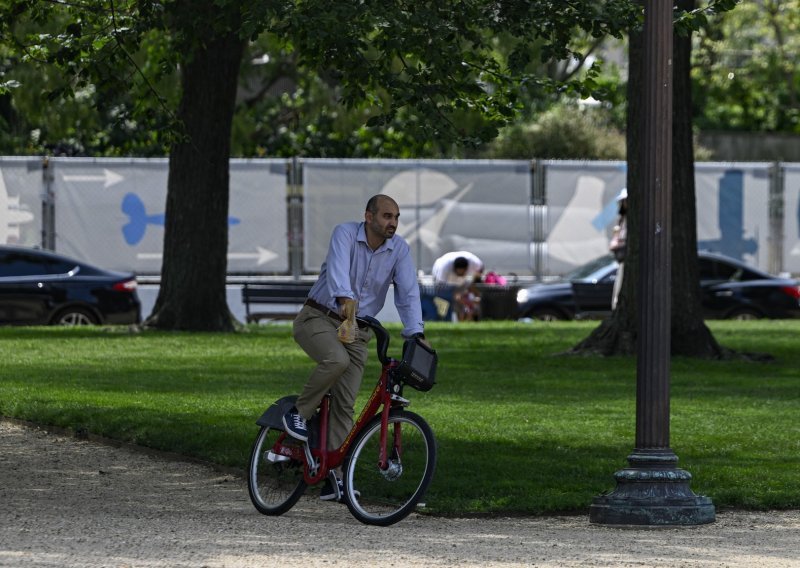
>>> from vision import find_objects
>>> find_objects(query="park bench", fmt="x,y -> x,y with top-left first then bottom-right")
243,280 -> 520,324
241,281 -> 315,323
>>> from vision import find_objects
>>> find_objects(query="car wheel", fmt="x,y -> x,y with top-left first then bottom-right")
529,307 -> 568,322
52,307 -> 99,326
727,308 -> 762,321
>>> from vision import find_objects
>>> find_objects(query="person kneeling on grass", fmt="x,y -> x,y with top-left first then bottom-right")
432,251 -> 484,321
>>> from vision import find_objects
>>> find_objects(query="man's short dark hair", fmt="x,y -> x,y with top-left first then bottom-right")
453,257 -> 469,270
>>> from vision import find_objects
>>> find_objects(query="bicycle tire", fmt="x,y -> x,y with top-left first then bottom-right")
343,409 -> 437,526
247,426 -> 307,515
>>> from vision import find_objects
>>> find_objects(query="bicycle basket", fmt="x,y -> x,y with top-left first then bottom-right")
394,337 -> 437,391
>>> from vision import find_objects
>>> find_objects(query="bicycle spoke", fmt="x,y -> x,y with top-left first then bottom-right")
247,427 -> 306,515
344,411 -> 436,526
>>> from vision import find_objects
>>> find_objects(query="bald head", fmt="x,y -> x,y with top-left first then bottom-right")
366,194 -> 398,215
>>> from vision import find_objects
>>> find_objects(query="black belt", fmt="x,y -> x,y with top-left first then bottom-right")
304,299 -> 366,329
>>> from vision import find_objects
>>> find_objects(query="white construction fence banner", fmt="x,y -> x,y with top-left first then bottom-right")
302,159 -> 533,274
0,157 -> 43,247
782,164 -> 800,275
541,160 -> 627,276
50,158 -> 288,274
0,156 -> 792,278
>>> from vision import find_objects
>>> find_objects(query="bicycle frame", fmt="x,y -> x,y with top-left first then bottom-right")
249,315 -> 437,526
266,356 -> 406,486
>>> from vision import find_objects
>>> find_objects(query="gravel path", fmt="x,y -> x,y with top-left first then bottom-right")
2,419 -> 799,568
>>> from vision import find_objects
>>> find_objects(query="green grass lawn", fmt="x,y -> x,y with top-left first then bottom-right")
1,320 -> 798,515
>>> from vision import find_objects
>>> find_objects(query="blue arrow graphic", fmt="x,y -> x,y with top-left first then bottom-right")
122,193 -> 240,246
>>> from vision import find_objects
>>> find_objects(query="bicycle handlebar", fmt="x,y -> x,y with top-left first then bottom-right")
356,315 -> 391,366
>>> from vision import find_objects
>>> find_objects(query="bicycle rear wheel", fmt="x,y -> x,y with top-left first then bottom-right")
343,409 -> 436,526
247,426 -> 307,515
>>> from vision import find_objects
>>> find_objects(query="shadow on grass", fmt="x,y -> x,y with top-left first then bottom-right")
4,401 -> 799,516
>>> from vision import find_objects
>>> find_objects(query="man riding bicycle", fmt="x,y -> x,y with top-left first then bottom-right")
282,194 -> 429,501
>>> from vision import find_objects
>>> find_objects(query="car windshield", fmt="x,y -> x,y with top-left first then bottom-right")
566,254 -> 614,280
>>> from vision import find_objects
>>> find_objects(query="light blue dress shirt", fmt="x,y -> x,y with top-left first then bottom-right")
308,222 -> 424,338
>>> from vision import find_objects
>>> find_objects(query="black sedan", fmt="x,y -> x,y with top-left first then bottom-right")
0,245 -> 141,326
517,251 -> 800,321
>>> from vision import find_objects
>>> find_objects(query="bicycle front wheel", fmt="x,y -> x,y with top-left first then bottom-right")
247,426 -> 307,515
343,409 -> 437,526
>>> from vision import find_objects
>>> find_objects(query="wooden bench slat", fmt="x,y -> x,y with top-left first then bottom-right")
241,282 -> 315,323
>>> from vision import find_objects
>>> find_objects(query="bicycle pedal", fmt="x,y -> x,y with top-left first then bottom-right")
266,450 -> 290,463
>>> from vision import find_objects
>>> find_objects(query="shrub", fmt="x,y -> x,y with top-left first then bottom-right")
483,104 -> 626,160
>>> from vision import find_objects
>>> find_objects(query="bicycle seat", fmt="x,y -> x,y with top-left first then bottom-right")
357,316 -> 391,365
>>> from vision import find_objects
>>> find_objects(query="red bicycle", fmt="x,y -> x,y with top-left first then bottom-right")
247,316 -> 437,526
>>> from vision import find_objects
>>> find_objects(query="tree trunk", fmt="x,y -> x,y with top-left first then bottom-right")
569,9 -> 643,357
670,0 -> 724,358
571,0 -> 724,358
145,32 -> 246,331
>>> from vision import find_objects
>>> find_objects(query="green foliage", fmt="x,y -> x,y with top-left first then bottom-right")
230,36 -> 448,158
0,3 -> 181,155
1,320 -> 799,515
674,0 -> 740,36
692,0 -> 800,133
482,103 -> 626,160
0,0 -> 641,157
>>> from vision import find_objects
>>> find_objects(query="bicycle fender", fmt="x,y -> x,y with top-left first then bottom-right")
256,395 -> 298,428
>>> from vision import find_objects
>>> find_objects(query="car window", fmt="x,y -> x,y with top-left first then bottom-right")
71,264 -> 101,276
738,268 -> 763,281
600,271 -> 617,283
567,254 -> 614,280
698,258 -> 738,281
45,260 -> 80,275
0,251 -> 56,277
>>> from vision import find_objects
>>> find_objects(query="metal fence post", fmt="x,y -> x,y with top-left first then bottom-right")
41,157 -> 55,250
531,159 -> 545,281
287,157 -> 304,279
768,161 -> 785,275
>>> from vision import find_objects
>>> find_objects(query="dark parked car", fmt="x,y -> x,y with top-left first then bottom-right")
0,245 -> 141,326
517,250 -> 800,321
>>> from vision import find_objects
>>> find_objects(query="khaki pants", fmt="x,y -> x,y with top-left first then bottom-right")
292,305 -> 371,450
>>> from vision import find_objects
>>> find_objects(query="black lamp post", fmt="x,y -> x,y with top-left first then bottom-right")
589,0 -> 715,526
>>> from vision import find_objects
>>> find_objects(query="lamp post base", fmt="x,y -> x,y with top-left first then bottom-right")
590,449 -> 715,526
